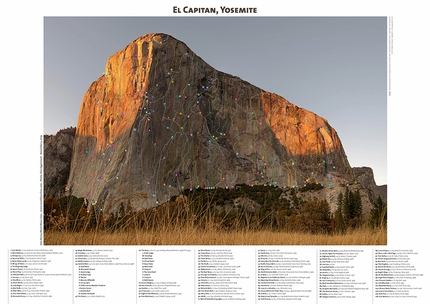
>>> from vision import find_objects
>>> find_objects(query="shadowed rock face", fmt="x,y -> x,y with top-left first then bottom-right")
67,33 -> 354,213
352,167 -> 387,204
44,128 -> 75,199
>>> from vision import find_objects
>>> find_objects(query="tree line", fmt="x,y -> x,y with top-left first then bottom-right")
44,184 -> 387,234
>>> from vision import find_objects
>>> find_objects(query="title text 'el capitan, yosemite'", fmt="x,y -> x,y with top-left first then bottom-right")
173,6 -> 257,14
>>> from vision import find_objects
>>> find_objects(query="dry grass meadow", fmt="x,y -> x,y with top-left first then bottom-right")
44,227 -> 387,246
44,187 -> 387,246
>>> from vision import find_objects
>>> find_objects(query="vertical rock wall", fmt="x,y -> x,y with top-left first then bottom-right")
43,128 -> 75,199
67,33 -> 354,213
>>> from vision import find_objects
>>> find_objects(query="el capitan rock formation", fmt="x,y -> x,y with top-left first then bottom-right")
67,33 -> 355,213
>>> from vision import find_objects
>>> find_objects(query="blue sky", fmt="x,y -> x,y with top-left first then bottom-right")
44,17 -> 387,185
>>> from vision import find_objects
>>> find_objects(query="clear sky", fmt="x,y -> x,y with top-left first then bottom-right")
44,16 -> 387,185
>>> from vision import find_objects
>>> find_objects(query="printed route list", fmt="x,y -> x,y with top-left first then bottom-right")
257,249 -> 315,302
7,248 -> 426,304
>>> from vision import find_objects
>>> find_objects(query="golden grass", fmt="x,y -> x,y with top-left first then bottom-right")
44,227 -> 387,246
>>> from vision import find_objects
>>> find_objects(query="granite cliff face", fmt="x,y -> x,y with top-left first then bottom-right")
44,127 -> 75,199
352,167 -> 387,204
67,33 -> 354,213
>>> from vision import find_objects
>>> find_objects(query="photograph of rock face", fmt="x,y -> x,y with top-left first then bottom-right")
43,17 -> 387,245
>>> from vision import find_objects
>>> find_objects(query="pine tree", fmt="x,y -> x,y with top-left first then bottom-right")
348,190 -> 363,229
334,192 -> 346,233
351,190 -> 363,219
336,188 -> 363,230
369,196 -> 387,228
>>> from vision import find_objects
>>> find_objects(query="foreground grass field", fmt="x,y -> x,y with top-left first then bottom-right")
44,227 -> 387,245
44,186 -> 387,246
